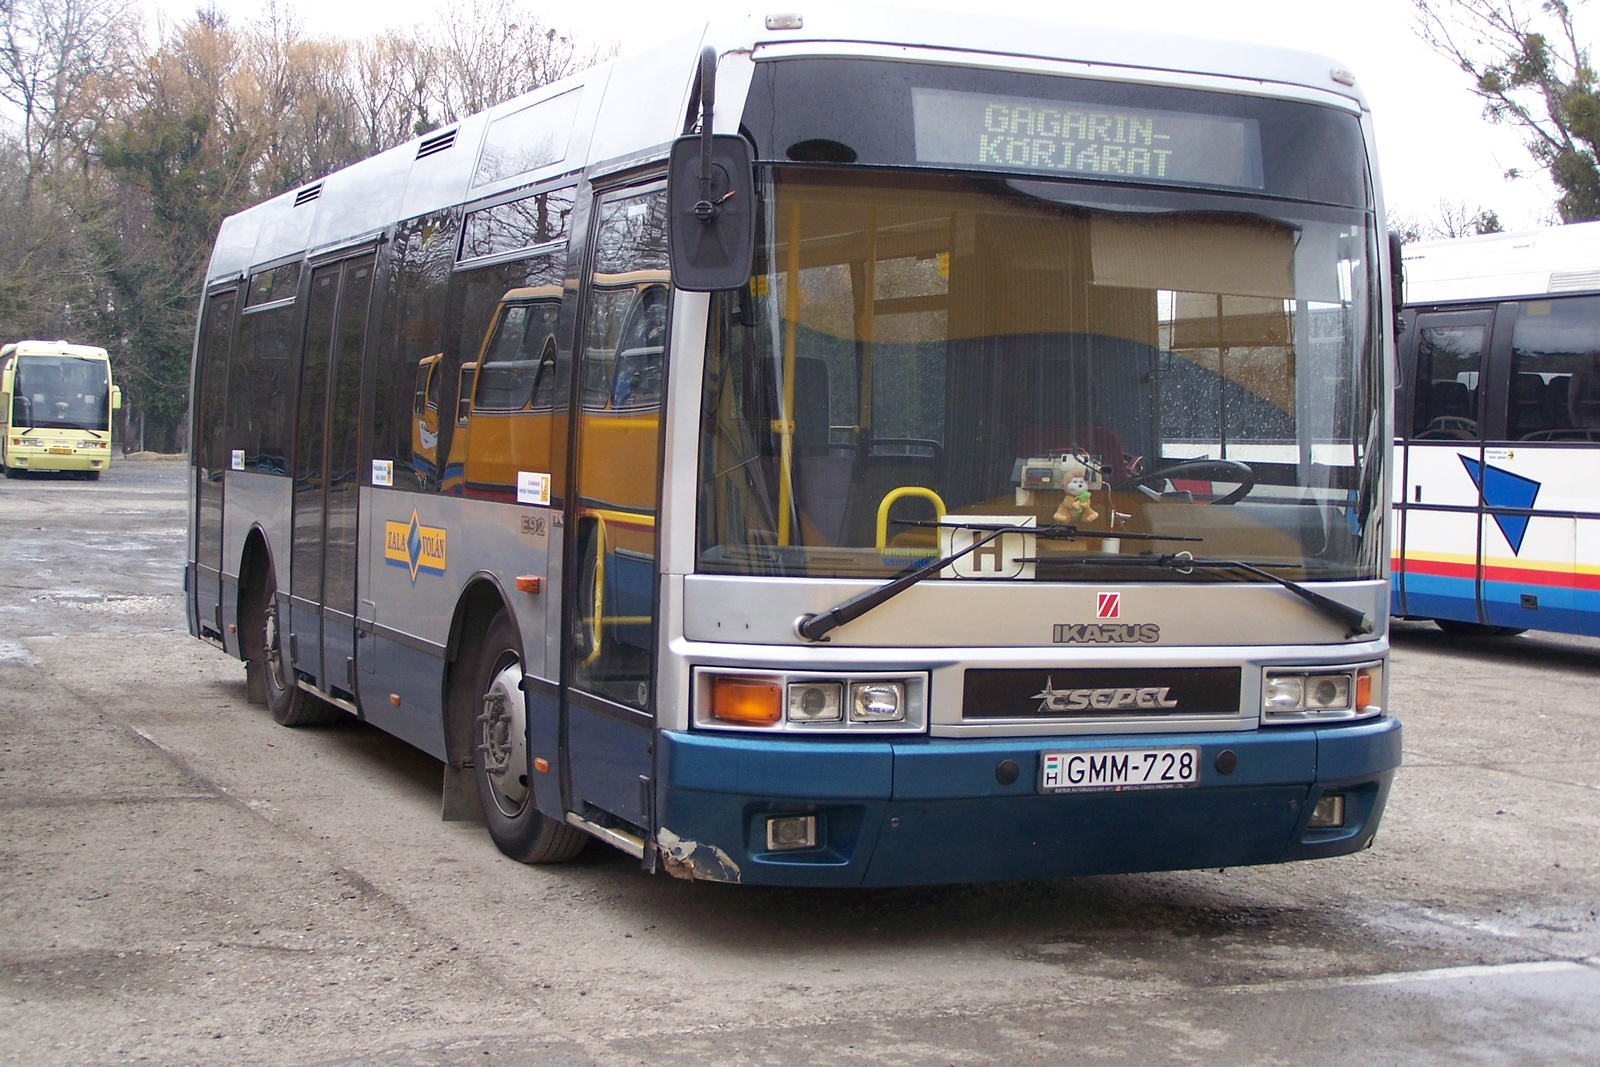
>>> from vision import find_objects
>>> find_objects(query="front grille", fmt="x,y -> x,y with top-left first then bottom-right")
963,667 -> 1241,718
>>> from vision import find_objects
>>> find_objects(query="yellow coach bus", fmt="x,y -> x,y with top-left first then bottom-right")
1,340 -> 121,479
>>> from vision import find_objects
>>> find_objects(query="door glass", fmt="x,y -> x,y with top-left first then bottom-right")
324,255 -> 374,615
196,291 -> 236,571
292,266 -> 339,601
570,187 -> 669,711
1412,323 -> 1487,440
1509,296 -> 1600,440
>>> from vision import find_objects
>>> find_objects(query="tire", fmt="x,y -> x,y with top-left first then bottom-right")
262,580 -> 340,727
1433,619 -> 1526,638
3,464 -> 18,479
471,610 -> 586,863
85,470 -> 100,481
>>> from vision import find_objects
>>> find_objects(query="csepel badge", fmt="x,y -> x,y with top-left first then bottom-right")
385,509 -> 448,584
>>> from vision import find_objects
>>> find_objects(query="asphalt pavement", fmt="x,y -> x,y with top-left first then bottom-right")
1,458 -> 1597,1065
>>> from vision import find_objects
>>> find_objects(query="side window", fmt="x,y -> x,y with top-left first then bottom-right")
1411,322 -> 1487,439
457,366 -> 476,424
610,284 -> 668,410
473,301 -> 565,411
413,361 -> 430,416
1508,296 -> 1600,440
425,357 -> 442,410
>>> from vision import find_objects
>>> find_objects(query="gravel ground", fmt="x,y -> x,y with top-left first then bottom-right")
1,458 -> 1597,1065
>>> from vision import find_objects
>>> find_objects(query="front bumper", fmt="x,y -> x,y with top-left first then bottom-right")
655,716 -> 1401,886
7,446 -> 108,472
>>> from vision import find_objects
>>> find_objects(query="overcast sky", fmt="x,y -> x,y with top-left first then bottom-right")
150,0 -> 1574,232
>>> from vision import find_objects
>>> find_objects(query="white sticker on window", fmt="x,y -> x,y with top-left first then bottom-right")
230,449 -> 244,471
372,459 -> 394,487
517,471 -> 551,506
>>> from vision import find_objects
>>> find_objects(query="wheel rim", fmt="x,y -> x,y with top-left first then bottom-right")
478,653 -> 529,818
265,606 -> 289,694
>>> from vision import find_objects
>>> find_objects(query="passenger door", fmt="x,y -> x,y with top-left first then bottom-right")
193,288 -> 238,641
288,252 -> 376,699
1398,309 -> 1494,623
561,184 -> 669,838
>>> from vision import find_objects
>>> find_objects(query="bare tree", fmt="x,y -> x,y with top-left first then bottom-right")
0,0 -> 139,198
1412,0 -> 1600,221
1390,197 -> 1509,241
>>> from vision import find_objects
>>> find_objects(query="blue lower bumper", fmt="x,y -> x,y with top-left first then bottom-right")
655,718 -> 1401,887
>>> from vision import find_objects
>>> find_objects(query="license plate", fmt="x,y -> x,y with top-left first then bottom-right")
1039,747 -> 1200,793
48,447 -> 71,455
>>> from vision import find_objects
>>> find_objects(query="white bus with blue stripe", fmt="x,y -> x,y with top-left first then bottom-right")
1395,221 -> 1600,637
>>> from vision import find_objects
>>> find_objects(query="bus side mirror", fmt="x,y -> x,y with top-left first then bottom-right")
111,386 -> 122,411
1388,231 -> 1405,339
668,134 -> 756,292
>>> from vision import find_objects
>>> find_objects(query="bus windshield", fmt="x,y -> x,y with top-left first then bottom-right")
12,355 -> 111,432
697,168 -> 1383,581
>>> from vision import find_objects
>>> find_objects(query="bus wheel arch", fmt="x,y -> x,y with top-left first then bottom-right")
444,579 -> 585,863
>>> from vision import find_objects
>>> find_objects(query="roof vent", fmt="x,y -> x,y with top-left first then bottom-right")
293,183 -> 322,207
1549,268 -> 1600,292
416,128 -> 458,160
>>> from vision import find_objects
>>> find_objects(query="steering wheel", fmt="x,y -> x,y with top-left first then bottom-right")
1113,458 -> 1256,505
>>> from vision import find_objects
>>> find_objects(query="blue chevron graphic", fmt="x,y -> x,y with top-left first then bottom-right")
1459,455 -> 1541,555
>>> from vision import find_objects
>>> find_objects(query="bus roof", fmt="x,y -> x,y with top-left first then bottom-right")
1403,219 -> 1600,305
206,6 -> 1368,288
2,340 -> 110,360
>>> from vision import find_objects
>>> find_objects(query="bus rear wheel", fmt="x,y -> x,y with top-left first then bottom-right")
263,588 -> 340,727
472,610 -> 586,864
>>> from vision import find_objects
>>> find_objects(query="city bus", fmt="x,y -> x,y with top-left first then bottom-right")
1,340 -> 120,479
187,9 -> 1401,885
1394,220 -> 1600,637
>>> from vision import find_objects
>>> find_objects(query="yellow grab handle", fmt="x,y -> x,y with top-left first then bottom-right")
876,486 -> 947,550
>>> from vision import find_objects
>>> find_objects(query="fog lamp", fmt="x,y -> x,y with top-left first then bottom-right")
787,681 -> 842,722
765,814 -> 817,851
1305,674 -> 1352,710
849,681 -> 905,722
1264,675 -> 1305,710
710,676 -> 782,726
1308,793 -> 1346,828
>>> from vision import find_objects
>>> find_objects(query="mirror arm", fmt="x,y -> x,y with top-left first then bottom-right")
695,45 -> 718,224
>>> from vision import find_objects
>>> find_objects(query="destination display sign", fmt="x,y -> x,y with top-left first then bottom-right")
912,87 -> 1264,190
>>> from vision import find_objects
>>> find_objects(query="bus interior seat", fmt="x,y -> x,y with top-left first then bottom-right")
791,356 -> 851,544
1428,379 -> 1473,420
1544,375 -> 1573,431
1511,372 -> 1553,436
840,437 -> 943,548
1568,368 -> 1600,430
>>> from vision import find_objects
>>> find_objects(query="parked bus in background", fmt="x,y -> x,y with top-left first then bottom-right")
1,340 -> 120,479
1395,220 -> 1600,637
187,9 -> 1401,885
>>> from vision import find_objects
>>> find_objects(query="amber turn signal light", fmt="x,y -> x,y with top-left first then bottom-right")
711,676 -> 782,725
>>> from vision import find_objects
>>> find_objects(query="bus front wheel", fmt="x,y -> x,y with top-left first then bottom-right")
472,610 -> 586,864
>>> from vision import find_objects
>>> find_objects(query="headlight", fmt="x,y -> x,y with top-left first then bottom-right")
695,670 -> 926,733
1262,664 -> 1381,723
787,681 -> 842,722
849,681 -> 905,723
78,440 -> 98,449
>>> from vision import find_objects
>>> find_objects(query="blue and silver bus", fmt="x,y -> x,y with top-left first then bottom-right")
1394,220 -> 1600,637
187,9 -> 1401,885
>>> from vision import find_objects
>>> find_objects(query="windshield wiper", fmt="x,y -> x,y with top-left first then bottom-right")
1058,551 -> 1374,638
795,522 -> 1201,642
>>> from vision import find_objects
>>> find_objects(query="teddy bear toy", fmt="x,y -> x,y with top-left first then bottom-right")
1053,474 -> 1099,524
